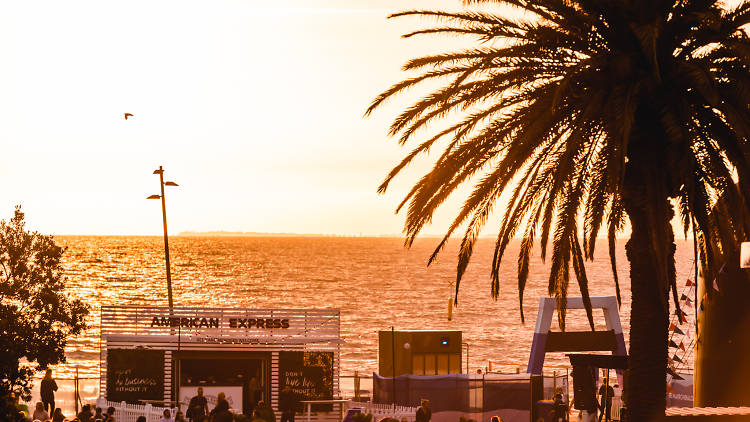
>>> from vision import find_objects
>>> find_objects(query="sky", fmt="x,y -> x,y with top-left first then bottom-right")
0,0 -> 503,236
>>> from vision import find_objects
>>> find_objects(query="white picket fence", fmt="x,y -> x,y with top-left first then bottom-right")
96,398 -> 178,422
345,401 -> 418,422
93,398 -> 414,422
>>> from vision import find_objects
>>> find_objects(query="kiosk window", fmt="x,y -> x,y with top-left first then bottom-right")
412,355 -> 425,375
177,354 -> 267,416
437,354 -> 450,375
424,354 -> 436,375
450,353 -> 461,373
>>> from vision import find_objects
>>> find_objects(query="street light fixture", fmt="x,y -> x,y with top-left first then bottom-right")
148,165 -> 179,309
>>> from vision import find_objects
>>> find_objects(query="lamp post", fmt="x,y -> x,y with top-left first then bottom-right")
391,326 -> 396,409
148,165 -> 178,309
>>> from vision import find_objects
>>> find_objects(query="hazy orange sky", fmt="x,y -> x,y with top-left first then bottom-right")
0,0 -> 704,240
0,0 -> 514,236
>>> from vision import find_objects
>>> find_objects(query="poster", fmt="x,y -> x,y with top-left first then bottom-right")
106,349 -> 164,404
279,351 -> 334,412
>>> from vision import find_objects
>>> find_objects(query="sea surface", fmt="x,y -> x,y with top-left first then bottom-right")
52,235 -> 698,383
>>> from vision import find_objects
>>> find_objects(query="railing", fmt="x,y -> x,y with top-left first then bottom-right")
90,398 -> 414,422
345,401 -> 418,422
95,398 -> 178,422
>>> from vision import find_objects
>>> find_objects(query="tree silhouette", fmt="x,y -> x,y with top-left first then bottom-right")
0,206 -> 88,420
368,0 -> 750,419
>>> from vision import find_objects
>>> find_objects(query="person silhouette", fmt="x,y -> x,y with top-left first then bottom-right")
40,369 -> 58,414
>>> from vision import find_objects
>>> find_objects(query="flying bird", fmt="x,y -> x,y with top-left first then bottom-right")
124,113 -> 133,120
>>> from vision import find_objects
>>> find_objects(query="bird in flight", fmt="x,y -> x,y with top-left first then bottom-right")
124,113 -> 133,120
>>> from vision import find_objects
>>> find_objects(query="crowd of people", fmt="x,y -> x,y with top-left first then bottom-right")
12,402 -> 121,422
9,369 -> 301,422
183,385 -> 298,422
186,388 -> 254,422
13,393 -> 292,422
12,390 -> 298,422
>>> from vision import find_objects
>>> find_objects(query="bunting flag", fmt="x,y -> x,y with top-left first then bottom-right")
669,323 -> 676,331
669,340 -> 679,348
673,354 -> 684,364
686,278 -> 695,287
679,342 -> 686,352
667,367 -> 685,380
674,309 -> 687,323
674,326 -> 685,336
685,297 -> 692,306
680,294 -> 689,301
667,355 -> 673,363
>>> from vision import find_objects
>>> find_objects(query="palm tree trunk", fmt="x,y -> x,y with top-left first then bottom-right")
622,156 -> 675,421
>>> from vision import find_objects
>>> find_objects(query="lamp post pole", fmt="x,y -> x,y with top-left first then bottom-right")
158,166 -> 173,309
392,326 -> 396,409
149,166 -> 178,309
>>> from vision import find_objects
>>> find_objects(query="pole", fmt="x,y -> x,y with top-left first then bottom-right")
391,326 -> 396,409
75,368 -> 79,415
605,368 -> 611,422
554,370 -> 557,392
354,370 -> 360,402
157,166 -> 174,309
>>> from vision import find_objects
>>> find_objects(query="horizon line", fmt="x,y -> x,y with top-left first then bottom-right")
47,231 -> 696,241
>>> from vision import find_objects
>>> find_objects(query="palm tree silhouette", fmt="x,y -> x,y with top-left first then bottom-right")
368,0 -> 750,419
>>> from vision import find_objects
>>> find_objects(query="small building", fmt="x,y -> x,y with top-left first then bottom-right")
100,306 -> 341,416
378,330 -> 462,376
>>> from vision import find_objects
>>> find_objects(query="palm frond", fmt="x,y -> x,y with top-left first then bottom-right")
370,0 -> 750,339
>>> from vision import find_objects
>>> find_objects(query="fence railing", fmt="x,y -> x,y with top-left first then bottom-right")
345,401 -> 418,421
83,398 -> 414,422
95,398 -> 178,422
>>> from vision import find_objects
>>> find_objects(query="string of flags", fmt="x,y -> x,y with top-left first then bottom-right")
667,276 -> 698,381
668,261 -> 730,381
668,339 -> 687,352
666,256 -> 728,383
667,366 -> 684,380
674,308 -> 687,324
669,323 -> 685,336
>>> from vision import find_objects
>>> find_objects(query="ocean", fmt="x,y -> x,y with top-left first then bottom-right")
54,235 -> 698,381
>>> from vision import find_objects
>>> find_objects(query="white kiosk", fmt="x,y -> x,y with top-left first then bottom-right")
99,306 -> 341,416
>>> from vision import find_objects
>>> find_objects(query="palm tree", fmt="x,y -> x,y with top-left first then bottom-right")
367,0 -> 750,419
